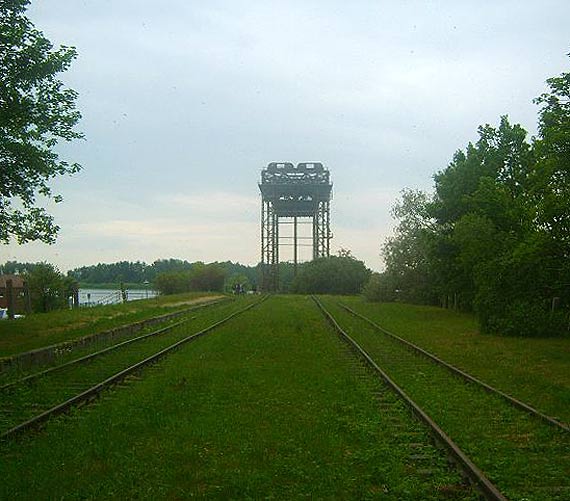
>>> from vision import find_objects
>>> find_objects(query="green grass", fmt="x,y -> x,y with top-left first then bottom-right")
0,296 -> 475,500
340,297 -> 570,425
0,292 -> 222,358
0,298 -> 257,433
322,298 -> 570,501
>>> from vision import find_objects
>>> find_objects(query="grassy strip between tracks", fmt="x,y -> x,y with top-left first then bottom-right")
340,296 -> 570,425
0,296 -> 477,500
0,297 -> 257,406
0,296 -> 236,386
0,292 -> 223,358
0,298 -> 259,434
322,298 -> 570,501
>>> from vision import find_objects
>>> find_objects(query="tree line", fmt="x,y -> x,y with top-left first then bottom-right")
65,256 -> 371,295
1,253 -> 373,309
366,64 -> 570,337
1,259 -> 260,299
66,259 -> 257,289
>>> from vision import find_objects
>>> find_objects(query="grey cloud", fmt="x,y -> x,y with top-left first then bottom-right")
9,0 -> 570,270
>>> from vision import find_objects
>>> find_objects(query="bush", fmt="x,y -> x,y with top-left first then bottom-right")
291,255 -> 371,295
479,298 -> 567,337
363,272 -> 397,302
154,271 -> 190,295
154,264 -> 227,295
472,236 -> 570,337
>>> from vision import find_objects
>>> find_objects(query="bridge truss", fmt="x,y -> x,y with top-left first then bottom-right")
259,162 -> 333,291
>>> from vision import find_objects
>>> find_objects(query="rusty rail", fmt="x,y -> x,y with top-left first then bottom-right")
312,296 -> 507,501
0,297 -> 231,372
1,296 -> 267,442
340,303 -> 569,433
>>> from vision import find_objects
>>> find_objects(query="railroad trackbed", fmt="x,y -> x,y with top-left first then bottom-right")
315,297 -> 570,501
0,296 -> 265,440
1,295 -> 568,500
0,296 -> 231,375
1,295 -> 481,499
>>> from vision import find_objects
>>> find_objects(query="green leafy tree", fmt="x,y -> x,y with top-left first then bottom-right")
0,260 -> 41,274
533,67 -> 570,247
153,271 -> 189,295
382,189 -> 441,304
154,263 -> 227,295
362,272 -> 398,302
429,116 -> 535,310
1,0 -> 83,244
226,273 -> 250,293
150,258 -> 193,277
291,255 -> 370,295
25,262 -> 76,312
382,86 -> 570,336
189,263 -> 226,291
218,261 -> 258,289
433,116 -> 533,229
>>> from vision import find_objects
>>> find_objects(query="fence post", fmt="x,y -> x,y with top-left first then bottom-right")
6,279 -> 14,319
23,280 -> 32,314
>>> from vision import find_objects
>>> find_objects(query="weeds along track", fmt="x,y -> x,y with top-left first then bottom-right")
312,296 -> 506,501
0,297 -> 231,376
0,296 -> 266,441
315,297 -> 570,501
0,298 -> 232,386
340,303 -> 569,432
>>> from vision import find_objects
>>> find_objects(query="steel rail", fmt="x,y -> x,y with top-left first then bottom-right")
0,299 -> 231,392
1,320 -> 188,392
312,296 -> 507,501
0,296 -> 232,373
1,296 -> 267,442
340,303 -> 569,432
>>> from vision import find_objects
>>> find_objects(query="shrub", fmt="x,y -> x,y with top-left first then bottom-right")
291,255 -> 371,295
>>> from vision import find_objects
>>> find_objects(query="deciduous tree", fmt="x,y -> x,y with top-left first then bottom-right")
1,0 -> 83,244
25,262 -> 75,312
380,92 -> 570,336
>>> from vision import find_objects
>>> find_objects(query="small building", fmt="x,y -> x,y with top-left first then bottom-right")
0,274 -> 27,314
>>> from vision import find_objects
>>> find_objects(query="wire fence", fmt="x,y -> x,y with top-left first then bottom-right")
79,288 -> 158,307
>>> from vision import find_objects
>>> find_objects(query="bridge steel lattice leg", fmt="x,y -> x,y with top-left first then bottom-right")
261,200 -> 279,292
313,200 -> 331,259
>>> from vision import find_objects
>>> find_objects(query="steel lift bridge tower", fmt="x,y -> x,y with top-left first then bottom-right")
259,162 -> 333,291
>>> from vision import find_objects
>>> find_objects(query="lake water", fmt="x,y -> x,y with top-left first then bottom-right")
79,288 -> 158,306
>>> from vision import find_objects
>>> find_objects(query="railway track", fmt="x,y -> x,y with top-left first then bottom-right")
339,302 -> 570,432
313,296 -> 570,501
0,296 -> 231,377
0,297 -> 231,387
0,296 -> 265,441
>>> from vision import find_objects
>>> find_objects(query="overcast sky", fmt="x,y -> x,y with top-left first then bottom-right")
4,0 -> 569,272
